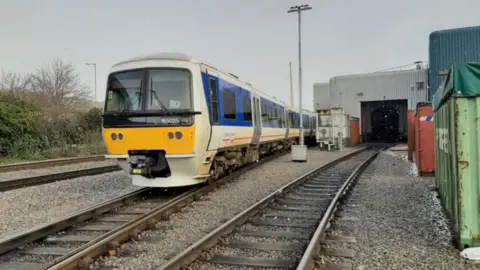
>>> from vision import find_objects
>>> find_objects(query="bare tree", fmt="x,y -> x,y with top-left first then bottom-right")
30,58 -> 91,108
0,71 -> 32,93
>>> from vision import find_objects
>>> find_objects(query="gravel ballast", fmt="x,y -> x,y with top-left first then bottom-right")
0,171 -> 140,238
0,160 -> 117,181
96,147 -> 363,270
338,150 -> 474,270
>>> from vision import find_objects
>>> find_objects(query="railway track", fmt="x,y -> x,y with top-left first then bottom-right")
0,165 -> 121,192
0,150 -> 293,270
159,146 -> 385,270
0,156 -> 106,173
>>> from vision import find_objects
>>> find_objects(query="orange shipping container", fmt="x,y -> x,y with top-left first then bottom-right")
415,103 -> 435,176
349,118 -> 360,146
407,110 -> 415,161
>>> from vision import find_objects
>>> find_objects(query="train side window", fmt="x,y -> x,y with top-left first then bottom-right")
277,108 -> 280,125
209,78 -> 219,124
303,115 -> 309,129
242,96 -> 252,121
223,88 -> 236,120
261,103 -> 268,121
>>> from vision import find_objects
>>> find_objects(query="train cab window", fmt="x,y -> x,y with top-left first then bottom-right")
147,69 -> 192,110
106,71 -> 144,112
209,78 -> 219,124
223,89 -> 236,120
242,96 -> 252,121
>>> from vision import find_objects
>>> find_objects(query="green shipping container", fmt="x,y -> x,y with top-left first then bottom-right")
433,62 -> 480,250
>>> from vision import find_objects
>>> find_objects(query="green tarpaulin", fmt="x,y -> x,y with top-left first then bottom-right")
432,62 -> 480,111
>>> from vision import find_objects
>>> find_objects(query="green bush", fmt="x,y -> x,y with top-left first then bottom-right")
78,107 -> 103,132
0,93 -> 105,160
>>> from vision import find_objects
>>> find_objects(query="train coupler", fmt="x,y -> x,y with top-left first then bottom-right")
128,150 -> 171,178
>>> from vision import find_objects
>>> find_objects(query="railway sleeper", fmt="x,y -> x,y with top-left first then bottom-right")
158,147 -> 381,270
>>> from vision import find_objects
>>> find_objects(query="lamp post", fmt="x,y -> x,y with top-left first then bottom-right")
288,4 -> 311,161
86,63 -> 97,101
289,62 -> 294,106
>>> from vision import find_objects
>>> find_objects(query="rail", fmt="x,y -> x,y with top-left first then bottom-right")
0,165 -> 121,191
158,146 -> 377,269
0,150 -> 289,270
295,146 -> 385,269
0,155 -> 106,173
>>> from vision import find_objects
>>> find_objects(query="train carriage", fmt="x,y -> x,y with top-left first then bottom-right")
102,53 -> 317,188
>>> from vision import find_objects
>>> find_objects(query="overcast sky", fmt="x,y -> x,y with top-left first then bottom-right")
1,0 -> 480,109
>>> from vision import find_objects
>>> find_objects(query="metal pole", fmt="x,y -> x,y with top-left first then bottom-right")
289,62 -> 294,106
93,63 -> 97,101
297,9 -> 304,146
86,63 -> 97,101
288,5 -> 311,146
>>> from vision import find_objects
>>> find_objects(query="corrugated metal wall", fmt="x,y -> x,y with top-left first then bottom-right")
429,26 -> 480,101
329,68 -> 428,135
313,82 -> 330,111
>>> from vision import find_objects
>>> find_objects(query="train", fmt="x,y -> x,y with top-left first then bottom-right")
102,53 -> 317,188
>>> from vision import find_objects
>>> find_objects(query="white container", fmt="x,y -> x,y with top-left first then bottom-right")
316,108 -> 350,146
291,145 -> 308,162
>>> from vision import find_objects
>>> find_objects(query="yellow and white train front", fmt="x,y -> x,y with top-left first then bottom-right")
102,58 -> 211,187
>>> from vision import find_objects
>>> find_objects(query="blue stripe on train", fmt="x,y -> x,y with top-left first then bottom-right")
201,72 -> 307,129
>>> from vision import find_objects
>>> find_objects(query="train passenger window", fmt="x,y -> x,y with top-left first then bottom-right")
223,89 -> 236,120
303,115 -> 309,129
242,96 -> 252,121
273,107 -> 279,126
209,78 -> 219,124
261,103 -> 268,121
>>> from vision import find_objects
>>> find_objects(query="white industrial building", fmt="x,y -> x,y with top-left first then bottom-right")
313,67 -> 428,142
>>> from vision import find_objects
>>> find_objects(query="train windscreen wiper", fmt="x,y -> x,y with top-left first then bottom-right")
149,89 -> 168,112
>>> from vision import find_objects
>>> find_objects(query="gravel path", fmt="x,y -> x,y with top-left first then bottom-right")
0,171 -> 141,238
339,150 -> 474,270
95,147 -> 363,270
0,160 -> 117,181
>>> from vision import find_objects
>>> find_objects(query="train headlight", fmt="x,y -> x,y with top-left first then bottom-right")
111,133 -> 117,140
175,132 -> 183,139
168,132 -> 174,139
118,133 -> 124,140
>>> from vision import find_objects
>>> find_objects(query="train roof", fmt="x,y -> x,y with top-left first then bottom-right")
111,52 -> 316,115
113,52 -> 203,66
